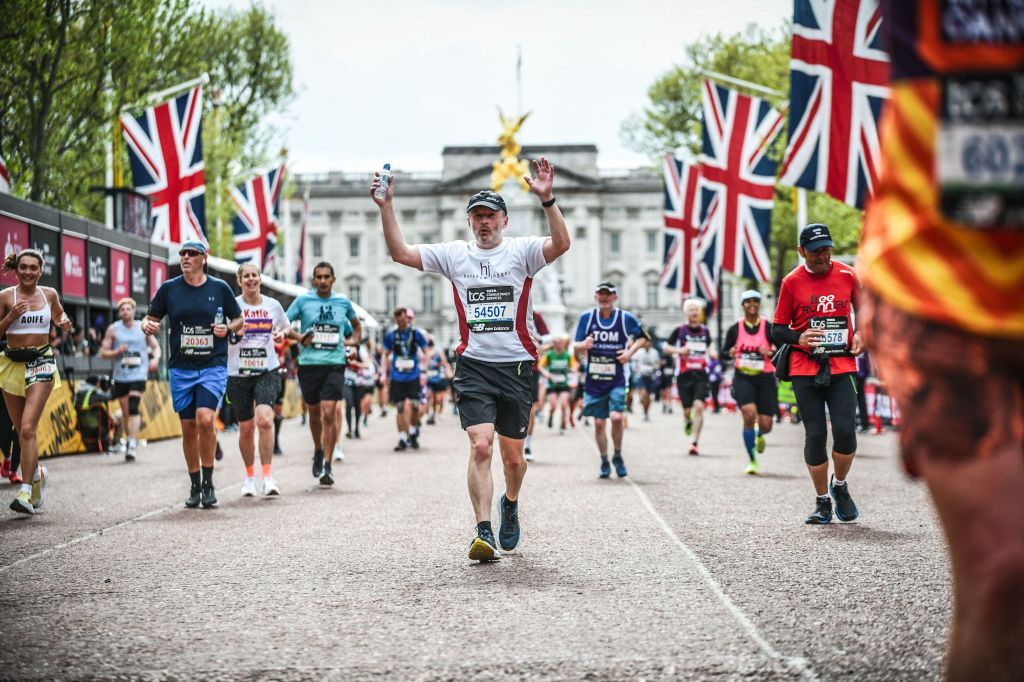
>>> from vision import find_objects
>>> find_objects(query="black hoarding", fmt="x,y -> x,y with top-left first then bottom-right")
130,254 -> 150,308
29,225 -> 60,288
86,241 -> 109,302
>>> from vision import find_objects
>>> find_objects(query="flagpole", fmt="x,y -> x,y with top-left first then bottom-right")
516,44 -> 523,117
123,73 -> 211,113
694,68 -> 784,98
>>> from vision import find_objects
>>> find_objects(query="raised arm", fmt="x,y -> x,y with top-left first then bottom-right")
47,288 -> 72,333
524,158 -> 570,263
371,173 -> 423,270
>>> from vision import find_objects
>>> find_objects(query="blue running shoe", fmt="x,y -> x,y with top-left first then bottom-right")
469,527 -> 501,562
829,475 -> 859,522
611,455 -> 628,478
599,459 -> 611,479
498,495 -> 521,551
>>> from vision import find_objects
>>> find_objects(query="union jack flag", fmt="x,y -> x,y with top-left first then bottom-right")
229,165 -> 285,270
779,0 -> 890,208
120,86 -> 206,246
699,80 -> 783,283
661,155 -> 717,305
0,152 -> 10,194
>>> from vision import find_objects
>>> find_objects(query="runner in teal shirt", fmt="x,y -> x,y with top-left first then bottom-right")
287,290 -> 357,365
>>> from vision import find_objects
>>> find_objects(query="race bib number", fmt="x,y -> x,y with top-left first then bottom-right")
311,323 -> 340,350
587,355 -> 617,381
736,352 -> 765,373
238,348 -> 268,376
937,72 -> 1024,229
25,356 -> 57,385
685,339 -> 707,356
466,286 -> 514,333
181,324 -> 213,356
121,351 -> 142,369
549,372 -> 567,385
427,368 -> 441,380
810,317 -> 849,355
394,357 -> 415,372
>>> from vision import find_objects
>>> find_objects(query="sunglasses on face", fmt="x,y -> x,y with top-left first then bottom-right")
179,249 -> 202,258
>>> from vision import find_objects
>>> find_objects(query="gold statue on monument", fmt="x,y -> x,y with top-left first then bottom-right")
490,109 -> 531,192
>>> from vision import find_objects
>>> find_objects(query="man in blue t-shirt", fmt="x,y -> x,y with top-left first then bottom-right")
286,261 -> 361,486
382,307 -> 429,451
144,240 -> 243,509
574,282 -> 649,479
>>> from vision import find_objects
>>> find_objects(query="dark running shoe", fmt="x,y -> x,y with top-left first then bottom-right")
805,496 -> 833,525
498,495 -> 521,551
200,483 -> 217,509
215,442 -> 224,461
185,484 -> 201,509
320,461 -> 335,487
611,455 -> 628,478
599,459 -> 611,479
312,449 -> 325,478
409,432 -> 420,450
394,439 -> 409,452
468,527 -> 501,562
829,475 -> 859,522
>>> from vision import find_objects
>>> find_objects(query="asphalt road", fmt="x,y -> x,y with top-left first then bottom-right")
0,401 -> 950,680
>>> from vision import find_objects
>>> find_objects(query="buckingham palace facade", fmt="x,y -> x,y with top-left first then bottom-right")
285,145 -> 744,347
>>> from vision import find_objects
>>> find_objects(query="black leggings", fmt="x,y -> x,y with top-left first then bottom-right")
792,374 -> 858,466
344,385 -> 369,433
0,399 -> 20,471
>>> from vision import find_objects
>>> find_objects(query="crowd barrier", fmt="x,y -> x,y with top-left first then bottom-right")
35,378 -> 304,457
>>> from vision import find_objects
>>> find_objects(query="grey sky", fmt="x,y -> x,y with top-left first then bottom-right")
208,0 -> 790,174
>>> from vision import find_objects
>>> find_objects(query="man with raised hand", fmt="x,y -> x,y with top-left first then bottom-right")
372,158 -> 570,563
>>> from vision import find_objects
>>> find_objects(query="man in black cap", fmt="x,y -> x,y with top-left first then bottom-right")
772,224 -> 863,524
371,159 -> 570,562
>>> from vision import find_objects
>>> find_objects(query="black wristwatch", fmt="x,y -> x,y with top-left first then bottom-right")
540,196 -> 556,208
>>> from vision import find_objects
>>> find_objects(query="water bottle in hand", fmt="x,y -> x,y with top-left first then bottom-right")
374,163 -> 392,200
214,306 -> 224,326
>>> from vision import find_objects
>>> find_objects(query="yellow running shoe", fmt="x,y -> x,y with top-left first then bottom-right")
744,460 -> 759,475
10,490 -> 33,515
31,466 -> 47,509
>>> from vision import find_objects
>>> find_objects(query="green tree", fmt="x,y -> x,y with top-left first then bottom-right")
623,21 -> 864,294
0,0 -> 293,259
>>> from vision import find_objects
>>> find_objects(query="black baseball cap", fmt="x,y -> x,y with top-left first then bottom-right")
466,190 -> 507,213
799,223 -> 834,251
595,282 -> 618,294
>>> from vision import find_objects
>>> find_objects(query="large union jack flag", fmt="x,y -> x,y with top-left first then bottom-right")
779,0 -> 890,209
230,165 -> 285,270
120,86 -> 206,246
0,152 -> 10,194
699,80 -> 783,283
661,155 -> 718,305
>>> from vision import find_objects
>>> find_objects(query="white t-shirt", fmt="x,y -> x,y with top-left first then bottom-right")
228,295 -> 289,377
419,236 -> 547,362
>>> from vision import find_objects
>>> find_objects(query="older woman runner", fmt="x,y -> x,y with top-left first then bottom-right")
0,249 -> 72,514
228,263 -> 303,497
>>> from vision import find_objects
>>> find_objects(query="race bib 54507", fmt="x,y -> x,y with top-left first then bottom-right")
466,286 -> 514,333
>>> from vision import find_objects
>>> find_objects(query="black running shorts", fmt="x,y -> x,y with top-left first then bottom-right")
452,355 -> 534,439
227,371 -> 281,422
731,371 -> 779,416
389,378 -> 421,405
297,364 -> 346,406
676,370 -> 710,408
112,380 -> 146,399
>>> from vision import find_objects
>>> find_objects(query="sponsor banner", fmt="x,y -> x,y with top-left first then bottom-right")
150,260 -> 167,300
29,225 -> 60,288
110,247 -> 131,301
136,381 -> 182,441
37,382 -> 86,457
87,241 -> 108,300
61,234 -> 87,298
0,215 -> 29,286
280,378 -> 303,418
130,254 -> 150,307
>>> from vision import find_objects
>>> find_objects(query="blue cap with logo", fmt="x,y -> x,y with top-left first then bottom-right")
799,223 -> 834,252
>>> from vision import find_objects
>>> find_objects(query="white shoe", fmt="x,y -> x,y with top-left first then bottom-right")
240,476 -> 258,497
261,477 -> 280,496
332,443 -> 345,462
31,466 -> 47,509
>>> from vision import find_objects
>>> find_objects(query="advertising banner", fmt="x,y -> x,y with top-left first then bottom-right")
0,215 -> 29,286
29,225 -> 60,288
130,254 -> 150,307
87,241 -> 109,301
150,260 -> 167,301
110,247 -> 131,302
61,234 -> 87,299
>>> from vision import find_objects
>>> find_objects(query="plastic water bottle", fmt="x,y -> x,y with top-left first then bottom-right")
374,163 -> 392,200
214,306 -> 224,326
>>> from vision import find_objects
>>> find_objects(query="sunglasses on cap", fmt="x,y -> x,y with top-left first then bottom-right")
179,249 -> 203,257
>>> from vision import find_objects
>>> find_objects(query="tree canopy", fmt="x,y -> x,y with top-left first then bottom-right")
622,21 -> 864,293
0,0 -> 293,258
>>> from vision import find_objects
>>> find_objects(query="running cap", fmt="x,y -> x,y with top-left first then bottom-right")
799,223 -> 834,252
740,289 -> 762,303
179,239 -> 208,255
594,281 -> 618,294
466,190 -> 507,213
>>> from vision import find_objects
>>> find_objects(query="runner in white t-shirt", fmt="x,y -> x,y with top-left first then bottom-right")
226,263 -> 303,497
371,157 -> 570,562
